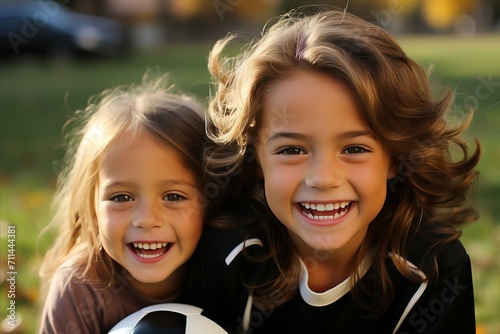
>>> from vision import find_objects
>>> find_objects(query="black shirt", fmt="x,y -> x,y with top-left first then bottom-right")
184,227 -> 475,334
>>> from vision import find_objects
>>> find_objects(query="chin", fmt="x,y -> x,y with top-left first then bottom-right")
306,237 -> 347,253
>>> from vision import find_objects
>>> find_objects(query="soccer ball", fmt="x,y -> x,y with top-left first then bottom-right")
108,303 -> 228,334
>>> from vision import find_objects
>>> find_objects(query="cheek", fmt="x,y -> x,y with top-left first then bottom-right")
176,209 -> 204,239
96,205 -> 126,239
259,155 -> 289,186
262,167 -> 297,215
262,167 -> 291,198
352,166 -> 389,209
263,167 -> 288,184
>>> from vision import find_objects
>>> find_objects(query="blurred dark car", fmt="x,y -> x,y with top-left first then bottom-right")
0,1 -> 130,57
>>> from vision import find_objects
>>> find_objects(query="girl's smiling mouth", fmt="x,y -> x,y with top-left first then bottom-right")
128,242 -> 171,259
299,201 -> 352,221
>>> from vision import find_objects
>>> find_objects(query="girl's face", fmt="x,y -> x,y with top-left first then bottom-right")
256,70 -> 395,260
95,131 -> 204,297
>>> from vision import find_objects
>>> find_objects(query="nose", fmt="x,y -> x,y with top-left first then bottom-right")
133,199 -> 163,230
304,152 -> 344,190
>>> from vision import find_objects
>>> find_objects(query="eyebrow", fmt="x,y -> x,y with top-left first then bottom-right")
102,180 -> 198,189
340,130 -> 377,140
267,132 -> 305,142
266,130 -> 377,142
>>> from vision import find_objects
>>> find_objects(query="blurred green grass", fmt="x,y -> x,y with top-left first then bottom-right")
0,36 -> 499,333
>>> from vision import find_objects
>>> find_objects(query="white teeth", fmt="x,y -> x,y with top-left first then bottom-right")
305,207 -> 349,221
132,242 -> 167,250
301,201 -> 351,212
301,201 -> 351,221
137,253 -> 161,259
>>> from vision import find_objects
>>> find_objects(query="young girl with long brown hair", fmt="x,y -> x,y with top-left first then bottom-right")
186,8 -> 481,334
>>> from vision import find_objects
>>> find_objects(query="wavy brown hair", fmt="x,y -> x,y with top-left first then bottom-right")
205,8 -> 481,316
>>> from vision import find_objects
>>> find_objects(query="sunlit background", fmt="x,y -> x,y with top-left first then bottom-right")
1,0 -> 499,333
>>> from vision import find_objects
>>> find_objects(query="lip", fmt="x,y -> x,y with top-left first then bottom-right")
127,241 -> 172,264
295,201 -> 353,227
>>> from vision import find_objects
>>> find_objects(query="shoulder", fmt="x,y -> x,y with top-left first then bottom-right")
186,226 -> 266,295
183,226 -> 266,332
43,260 -> 108,309
41,260 -> 163,333
47,261 -> 99,293
396,237 -> 475,333
407,234 -> 470,278
197,226 -> 265,266
40,263 -> 104,333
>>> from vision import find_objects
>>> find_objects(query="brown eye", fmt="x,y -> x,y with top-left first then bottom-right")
110,194 -> 134,202
277,147 -> 306,155
163,193 -> 186,202
343,146 -> 367,154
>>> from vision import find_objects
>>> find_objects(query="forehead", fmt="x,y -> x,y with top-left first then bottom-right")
103,130 -> 149,156
99,131 -> 197,183
264,70 -> 355,107
259,70 -> 363,131
101,131 -> 177,168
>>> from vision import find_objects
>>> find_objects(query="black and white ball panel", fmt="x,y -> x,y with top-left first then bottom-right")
108,303 -> 228,334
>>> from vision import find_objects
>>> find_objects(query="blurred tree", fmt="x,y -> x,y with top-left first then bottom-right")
163,0 -> 282,41
54,0 -> 499,45
421,0 -> 478,31
276,0 -> 421,33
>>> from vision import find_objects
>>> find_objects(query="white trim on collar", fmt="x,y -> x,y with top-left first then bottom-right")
225,238 -> 263,266
298,252 -> 374,307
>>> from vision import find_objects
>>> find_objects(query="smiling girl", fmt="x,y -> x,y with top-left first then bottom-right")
190,8 -> 481,334
39,73 -> 210,333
